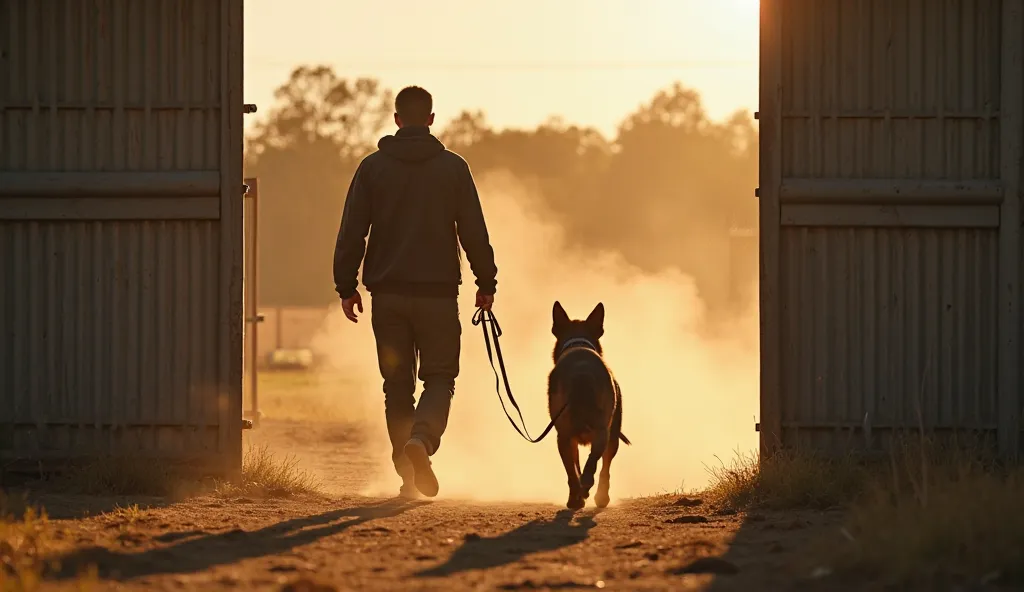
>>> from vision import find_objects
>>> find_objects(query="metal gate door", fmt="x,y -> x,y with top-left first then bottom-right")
757,0 -> 1024,458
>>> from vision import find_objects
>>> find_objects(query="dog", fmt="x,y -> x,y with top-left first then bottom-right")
547,301 -> 630,509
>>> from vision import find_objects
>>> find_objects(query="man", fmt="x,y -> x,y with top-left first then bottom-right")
333,86 -> 498,499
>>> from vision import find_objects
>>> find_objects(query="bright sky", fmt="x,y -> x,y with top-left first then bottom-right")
243,0 -> 760,138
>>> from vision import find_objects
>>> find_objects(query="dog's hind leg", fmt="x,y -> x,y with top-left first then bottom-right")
595,429 -> 620,508
558,434 -> 585,510
579,430 -> 608,502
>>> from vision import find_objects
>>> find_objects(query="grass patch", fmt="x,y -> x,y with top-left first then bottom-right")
216,444 -> 322,498
258,370 -> 370,423
823,436 -> 1024,586
0,492 -> 98,591
0,505 -> 52,591
1,491 -> 57,591
711,435 -> 1024,585
703,449 -> 867,510
835,469 -> 1024,585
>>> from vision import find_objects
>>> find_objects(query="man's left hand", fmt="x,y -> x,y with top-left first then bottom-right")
342,291 -> 364,323
475,290 -> 494,312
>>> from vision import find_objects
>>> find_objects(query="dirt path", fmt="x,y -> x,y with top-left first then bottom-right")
37,492 -> 842,592
11,418 -> 849,591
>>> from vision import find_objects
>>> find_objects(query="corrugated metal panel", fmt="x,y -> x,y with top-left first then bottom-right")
779,226 -> 999,450
0,0 -> 244,471
1,0 -> 222,172
760,0 -> 1022,456
0,221 -> 221,455
780,0 -> 1002,179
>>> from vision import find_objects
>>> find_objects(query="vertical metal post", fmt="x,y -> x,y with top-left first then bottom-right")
758,0 -> 784,458
242,177 -> 263,427
998,0 -> 1023,459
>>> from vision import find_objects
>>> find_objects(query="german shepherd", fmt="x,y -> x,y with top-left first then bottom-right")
547,301 -> 630,509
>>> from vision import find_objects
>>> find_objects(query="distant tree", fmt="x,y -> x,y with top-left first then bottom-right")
595,83 -> 758,311
245,66 -> 393,307
244,67 -> 758,319
439,110 -> 494,152
445,83 -> 758,316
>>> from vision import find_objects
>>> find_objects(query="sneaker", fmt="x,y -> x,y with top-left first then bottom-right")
404,438 -> 439,498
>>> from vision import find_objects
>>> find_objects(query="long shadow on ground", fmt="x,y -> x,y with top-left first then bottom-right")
0,489 -> 175,520
47,497 -> 426,581
414,508 -> 598,578
700,507 -> 843,592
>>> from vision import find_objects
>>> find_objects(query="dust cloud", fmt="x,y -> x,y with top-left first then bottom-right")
309,172 -> 759,504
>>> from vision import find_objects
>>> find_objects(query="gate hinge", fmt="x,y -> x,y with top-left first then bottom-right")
755,422 -> 761,432
244,104 -> 258,114
754,187 -> 760,198
753,111 -> 760,120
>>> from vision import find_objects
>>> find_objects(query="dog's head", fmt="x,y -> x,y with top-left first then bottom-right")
551,301 -> 604,359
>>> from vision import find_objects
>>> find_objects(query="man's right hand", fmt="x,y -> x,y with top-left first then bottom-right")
475,290 -> 494,312
342,291 -> 364,323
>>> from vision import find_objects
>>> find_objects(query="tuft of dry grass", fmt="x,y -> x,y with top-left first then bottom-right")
105,504 -> 144,526
1,492 -> 55,591
0,492 -> 98,591
216,444 -> 322,498
703,449 -> 867,511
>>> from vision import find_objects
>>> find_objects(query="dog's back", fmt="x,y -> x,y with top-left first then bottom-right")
548,349 -> 617,445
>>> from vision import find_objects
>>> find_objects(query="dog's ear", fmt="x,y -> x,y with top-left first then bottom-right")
552,301 -> 570,335
585,302 -> 605,338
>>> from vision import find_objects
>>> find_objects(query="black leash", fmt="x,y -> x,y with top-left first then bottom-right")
471,307 -> 566,443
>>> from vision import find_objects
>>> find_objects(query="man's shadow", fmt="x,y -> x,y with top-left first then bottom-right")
415,508 -> 598,578
47,498 -> 425,581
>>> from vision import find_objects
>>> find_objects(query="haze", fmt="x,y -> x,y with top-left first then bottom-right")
244,0 -> 763,504
244,0 -> 759,136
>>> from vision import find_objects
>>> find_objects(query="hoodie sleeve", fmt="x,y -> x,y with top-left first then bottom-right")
455,161 -> 498,294
333,161 -> 372,300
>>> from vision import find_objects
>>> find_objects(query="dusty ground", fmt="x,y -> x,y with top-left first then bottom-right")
4,371 -> 862,591
5,418 -> 857,592
38,496 -> 845,592
5,373 -> 1017,590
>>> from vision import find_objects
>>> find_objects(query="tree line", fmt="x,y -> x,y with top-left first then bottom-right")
244,65 -> 759,318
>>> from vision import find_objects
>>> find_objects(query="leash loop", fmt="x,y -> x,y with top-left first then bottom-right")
471,307 -> 566,444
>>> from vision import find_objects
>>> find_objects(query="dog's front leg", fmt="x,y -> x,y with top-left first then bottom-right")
557,433 -> 584,510
579,429 -> 608,501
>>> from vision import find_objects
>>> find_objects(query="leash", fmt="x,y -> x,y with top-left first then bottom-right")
471,307 -> 567,443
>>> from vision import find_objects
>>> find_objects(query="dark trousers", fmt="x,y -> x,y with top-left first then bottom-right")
370,293 -> 461,480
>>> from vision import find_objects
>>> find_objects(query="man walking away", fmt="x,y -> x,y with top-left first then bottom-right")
333,86 -> 498,499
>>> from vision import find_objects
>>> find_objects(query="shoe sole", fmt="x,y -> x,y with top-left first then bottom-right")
404,441 -> 439,498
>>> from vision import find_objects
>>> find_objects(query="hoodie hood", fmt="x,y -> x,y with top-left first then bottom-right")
377,126 -> 446,162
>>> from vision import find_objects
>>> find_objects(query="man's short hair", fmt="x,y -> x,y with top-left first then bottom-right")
395,86 -> 433,126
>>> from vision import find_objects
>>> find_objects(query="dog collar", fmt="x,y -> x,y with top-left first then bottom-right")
557,337 -> 599,359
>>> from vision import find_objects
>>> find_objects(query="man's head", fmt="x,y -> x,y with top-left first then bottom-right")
394,86 -> 434,128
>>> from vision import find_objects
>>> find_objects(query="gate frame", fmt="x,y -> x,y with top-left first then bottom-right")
998,0 -> 1023,460
242,177 -> 263,427
758,0 -> 783,458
